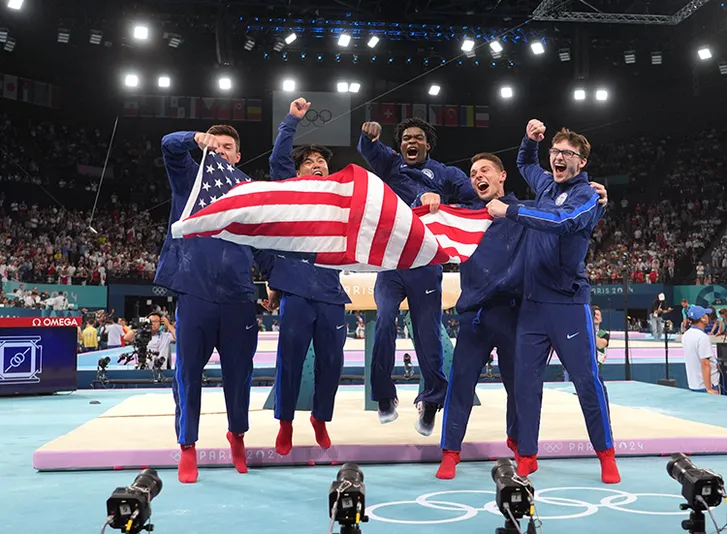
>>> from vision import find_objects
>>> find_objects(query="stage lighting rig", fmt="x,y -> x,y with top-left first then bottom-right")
329,463 -> 368,534
492,459 -> 537,534
667,453 -> 726,534
104,469 -> 163,534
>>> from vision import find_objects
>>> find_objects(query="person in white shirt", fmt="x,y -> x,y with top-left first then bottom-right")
106,318 -> 125,348
682,305 -> 721,394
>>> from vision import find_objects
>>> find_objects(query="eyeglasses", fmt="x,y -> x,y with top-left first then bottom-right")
549,148 -> 583,159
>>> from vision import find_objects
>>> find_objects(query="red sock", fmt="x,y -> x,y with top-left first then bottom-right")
506,437 -> 522,463
597,447 -> 621,484
178,445 -> 198,484
435,450 -> 460,479
276,421 -> 293,455
517,454 -> 538,477
226,432 -> 248,474
310,416 -> 331,449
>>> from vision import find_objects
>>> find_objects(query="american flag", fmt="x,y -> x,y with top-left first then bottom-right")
178,149 -> 254,222
171,163 -> 493,272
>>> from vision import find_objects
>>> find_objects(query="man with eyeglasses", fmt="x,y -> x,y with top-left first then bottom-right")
487,119 -> 620,484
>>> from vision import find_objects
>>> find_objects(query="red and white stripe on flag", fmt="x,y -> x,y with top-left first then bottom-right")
171,164 -> 493,271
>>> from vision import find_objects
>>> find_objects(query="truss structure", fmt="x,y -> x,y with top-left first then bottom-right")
532,0 -> 713,25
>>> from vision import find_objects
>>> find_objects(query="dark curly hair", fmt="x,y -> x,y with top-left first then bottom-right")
394,118 -> 437,151
291,144 -> 334,171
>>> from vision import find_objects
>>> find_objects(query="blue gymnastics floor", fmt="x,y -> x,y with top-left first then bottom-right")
3,383 -> 727,534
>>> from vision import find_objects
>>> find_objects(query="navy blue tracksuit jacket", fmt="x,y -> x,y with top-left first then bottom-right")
508,136 -> 613,456
440,193 -> 529,452
268,114 -> 351,422
357,134 -> 476,406
155,131 -> 275,445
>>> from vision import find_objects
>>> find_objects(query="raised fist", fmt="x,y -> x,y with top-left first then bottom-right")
194,132 -> 221,152
361,121 -> 382,142
526,119 -> 546,142
289,98 -> 310,120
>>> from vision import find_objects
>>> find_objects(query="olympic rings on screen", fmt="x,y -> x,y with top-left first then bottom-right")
300,109 -> 333,127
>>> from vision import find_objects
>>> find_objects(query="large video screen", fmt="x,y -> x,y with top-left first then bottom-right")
0,318 -> 79,396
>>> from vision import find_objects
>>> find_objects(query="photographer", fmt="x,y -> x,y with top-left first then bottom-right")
123,313 -> 176,369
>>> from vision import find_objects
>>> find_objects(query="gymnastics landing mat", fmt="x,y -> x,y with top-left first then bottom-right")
33,384 -> 727,471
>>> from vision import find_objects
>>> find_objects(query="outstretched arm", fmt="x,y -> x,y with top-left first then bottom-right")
357,121 -> 398,179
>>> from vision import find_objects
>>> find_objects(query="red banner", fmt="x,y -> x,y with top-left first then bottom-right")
0,317 -> 82,328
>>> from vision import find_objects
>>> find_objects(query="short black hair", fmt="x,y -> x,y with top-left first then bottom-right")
147,312 -> 162,321
291,144 -> 333,171
395,118 -> 437,151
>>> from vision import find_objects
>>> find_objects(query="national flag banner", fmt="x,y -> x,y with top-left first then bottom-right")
216,98 -> 231,120
412,104 -> 427,121
32,81 -> 49,107
171,163 -> 492,272
20,78 -> 32,103
271,91 -> 351,147
201,97 -> 217,119
399,103 -> 412,122
3,74 -> 18,100
475,105 -> 490,128
175,149 -> 254,223
444,105 -> 459,127
428,105 -> 443,126
233,99 -> 246,120
380,103 -> 397,125
460,105 -> 474,127
124,99 -> 139,117
247,99 -> 262,122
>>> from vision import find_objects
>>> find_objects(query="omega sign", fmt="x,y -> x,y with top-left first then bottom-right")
31,317 -> 81,327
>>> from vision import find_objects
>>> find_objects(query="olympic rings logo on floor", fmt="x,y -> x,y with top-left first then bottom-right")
301,109 -> 332,127
366,487 -> 688,524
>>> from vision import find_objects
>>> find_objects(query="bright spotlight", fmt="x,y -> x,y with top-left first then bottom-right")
219,77 -> 232,90
574,89 -> 586,101
596,89 -> 608,101
133,25 -> 149,40
429,84 -> 441,96
283,79 -> 296,92
531,42 -> 545,55
367,36 -> 379,48
158,76 -> 171,88
461,38 -> 475,52
698,47 -> 712,60
124,74 -> 139,88
349,82 -> 361,93
489,40 -> 503,54
7,0 -> 23,10
285,33 -> 297,45
338,34 -> 351,47
337,81 -> 349,92
500,86 -> 513,99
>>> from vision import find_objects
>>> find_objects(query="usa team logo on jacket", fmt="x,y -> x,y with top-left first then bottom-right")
422,168 -> 434,179
556,192 -> 568,206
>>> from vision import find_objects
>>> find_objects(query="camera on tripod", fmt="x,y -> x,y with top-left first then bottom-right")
117,318 -> 153,370
667,453 -> 725,533
105,468 -> 163,533
329,463 -> 368,534
492,459 -> 537,534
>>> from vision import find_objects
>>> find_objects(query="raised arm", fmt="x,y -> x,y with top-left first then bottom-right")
357,121 -> 398,178
504,186 -> 603,235
161,131 -> 200,196
270,98 -> 310,181
517,119 -> 553,196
